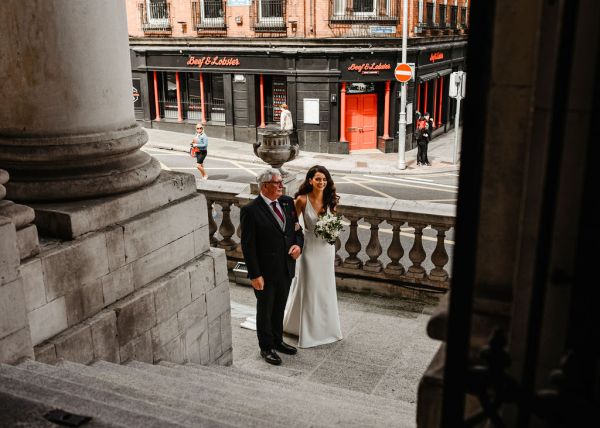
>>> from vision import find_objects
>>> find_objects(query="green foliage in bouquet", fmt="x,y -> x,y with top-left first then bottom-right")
314,213 -> 344,245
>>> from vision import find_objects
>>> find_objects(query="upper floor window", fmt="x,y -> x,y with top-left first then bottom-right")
192,0 -> 226,30
252,0 -> 286,33
331,0 -> 397,21
138,0 -> 171,32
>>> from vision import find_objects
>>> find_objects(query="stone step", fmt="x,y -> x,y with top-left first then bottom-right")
17,359 -> 234,428
143,360 -> 412,427
182,361 -> 413,417
57,359 -> 260,428
0,364 -> 172,428
0,390 -> 110,428
93,360 -> 297,428
204,362 -> 416,415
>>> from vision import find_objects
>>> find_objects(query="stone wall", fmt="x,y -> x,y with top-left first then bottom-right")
1,171 -> 232,366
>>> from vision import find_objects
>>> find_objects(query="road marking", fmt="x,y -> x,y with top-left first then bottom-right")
421,199 -> 458,202
344,176 -> 394,199
367,174 -> 459,189
227,159 -> 258,177
158,161 -> 171,171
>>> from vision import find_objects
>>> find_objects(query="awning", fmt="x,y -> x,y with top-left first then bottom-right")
418,72 -> 439,82
418,69 -> 453,82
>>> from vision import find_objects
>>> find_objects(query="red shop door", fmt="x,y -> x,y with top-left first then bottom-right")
345,94 -> 378,151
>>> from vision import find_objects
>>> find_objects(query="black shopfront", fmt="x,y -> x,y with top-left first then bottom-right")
130,42 -> 466,154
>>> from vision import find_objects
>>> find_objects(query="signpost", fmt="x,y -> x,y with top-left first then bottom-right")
394,63 -> 413,82
396,0 -> 409,170
449,71 -> 466,165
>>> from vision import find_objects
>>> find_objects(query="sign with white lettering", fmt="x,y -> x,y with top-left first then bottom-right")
369,26 -> 396,34
228,0 -> 251,6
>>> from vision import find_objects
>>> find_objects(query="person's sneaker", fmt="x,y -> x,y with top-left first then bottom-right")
202,175 -> 208,180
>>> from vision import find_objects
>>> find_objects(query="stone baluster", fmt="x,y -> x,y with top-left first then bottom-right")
406,223 -> 428,279
0,1 -> 160,202
429,225 -> 450,282
217,201 -> 237,251
233,202 -> 244,258
363,217 -> 383,272
334,237 -> 342,267
343,215 -> 363,269
207,199 -> 218,247
0,169 -> 7,200
384,220 -> 405,275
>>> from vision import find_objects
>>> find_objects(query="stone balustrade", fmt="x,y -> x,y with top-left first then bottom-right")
196,180 -> 456,292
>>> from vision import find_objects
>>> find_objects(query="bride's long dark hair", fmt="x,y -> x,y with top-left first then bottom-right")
294,165 -> 339,214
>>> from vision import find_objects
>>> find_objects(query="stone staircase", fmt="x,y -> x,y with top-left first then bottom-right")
0,359 -> 416,427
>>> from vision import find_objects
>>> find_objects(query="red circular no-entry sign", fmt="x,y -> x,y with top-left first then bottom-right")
394,63 -> 413,82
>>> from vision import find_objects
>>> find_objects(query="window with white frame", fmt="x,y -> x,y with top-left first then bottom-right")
259,0 -> 284,24
200,0 -> 224,26
146,0 -> 169,26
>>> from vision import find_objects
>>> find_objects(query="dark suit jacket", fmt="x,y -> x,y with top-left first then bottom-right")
240,195 -> 304,281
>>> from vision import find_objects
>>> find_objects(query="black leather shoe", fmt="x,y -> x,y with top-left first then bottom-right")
274,342 -> 297,355
260,349 -> 282,365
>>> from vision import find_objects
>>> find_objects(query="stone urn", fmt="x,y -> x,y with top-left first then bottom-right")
253,130 -> 298,177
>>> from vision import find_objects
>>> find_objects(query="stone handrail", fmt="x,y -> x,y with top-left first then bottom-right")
196,180 -> 456,292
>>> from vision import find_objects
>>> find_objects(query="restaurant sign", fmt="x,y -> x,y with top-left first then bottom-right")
187,55 -> 241,69
341,58 -> 394,81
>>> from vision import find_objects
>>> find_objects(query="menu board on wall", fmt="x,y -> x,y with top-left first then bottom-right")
272,80 -> 287,122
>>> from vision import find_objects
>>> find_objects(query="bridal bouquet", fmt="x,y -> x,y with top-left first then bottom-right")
314,213 -> 344,245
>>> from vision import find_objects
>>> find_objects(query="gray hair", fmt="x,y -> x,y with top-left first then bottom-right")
257,168 -> 281,185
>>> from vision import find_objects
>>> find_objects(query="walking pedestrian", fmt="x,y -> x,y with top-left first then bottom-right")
279,103 -> 297,145
191,123 -> 209,179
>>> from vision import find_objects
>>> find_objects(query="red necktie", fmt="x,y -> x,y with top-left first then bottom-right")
271,201 -> 284,223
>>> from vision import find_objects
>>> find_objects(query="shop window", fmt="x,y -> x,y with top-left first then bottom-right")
262,76 -> 287,123
346,82 -> 376,94
208,74 -> 225,123
160,72 -> 180,119
184,73 -> 225,123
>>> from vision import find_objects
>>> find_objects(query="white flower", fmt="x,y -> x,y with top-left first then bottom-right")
314,213 -> 344,245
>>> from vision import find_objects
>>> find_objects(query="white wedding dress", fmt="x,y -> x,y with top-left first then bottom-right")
283,200 -> 343,348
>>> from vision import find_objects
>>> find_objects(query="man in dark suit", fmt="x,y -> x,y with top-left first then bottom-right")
240,169 -> 304,365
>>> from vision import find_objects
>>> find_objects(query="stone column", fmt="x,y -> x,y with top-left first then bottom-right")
0,0 -> 160,202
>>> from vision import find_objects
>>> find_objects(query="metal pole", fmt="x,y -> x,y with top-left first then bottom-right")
397,0 -> 408,170
452,74 -> 462,165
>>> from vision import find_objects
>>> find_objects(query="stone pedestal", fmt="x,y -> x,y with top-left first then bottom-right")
0,0 -> 160,202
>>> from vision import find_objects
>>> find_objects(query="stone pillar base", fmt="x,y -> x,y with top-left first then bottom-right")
0,125 -> 161,203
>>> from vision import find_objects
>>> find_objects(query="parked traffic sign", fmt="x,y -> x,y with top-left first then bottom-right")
394,63 -> 413,83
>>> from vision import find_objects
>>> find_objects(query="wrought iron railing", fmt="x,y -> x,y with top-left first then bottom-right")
137,1 -> 172,33
329,0 -> 399,23
251,0 -> 287,34
191,0 -> 226,34
198,182 -> 455,291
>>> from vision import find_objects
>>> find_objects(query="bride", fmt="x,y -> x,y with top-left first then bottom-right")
283,165 -> 343,348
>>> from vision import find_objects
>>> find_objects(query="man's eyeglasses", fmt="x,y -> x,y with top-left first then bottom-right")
264,181 -> 284,187
196,128 -> 203,131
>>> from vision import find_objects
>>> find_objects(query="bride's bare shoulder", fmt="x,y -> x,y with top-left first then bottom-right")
294,194 -> 306,211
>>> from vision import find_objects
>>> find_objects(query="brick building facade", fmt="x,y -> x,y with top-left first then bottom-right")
126,0 -> 469,153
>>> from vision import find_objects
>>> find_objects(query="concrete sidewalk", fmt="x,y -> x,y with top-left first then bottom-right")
144,126 -> 461,176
